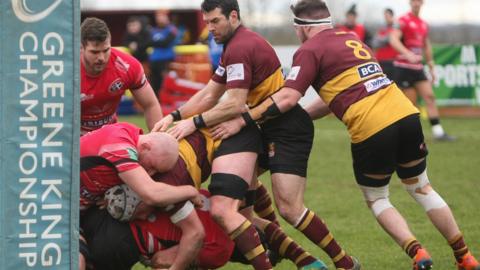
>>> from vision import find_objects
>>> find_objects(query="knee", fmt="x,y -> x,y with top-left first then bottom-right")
360,185 -> 394,217
400,169 -> 447,212
275,199 -> 302,224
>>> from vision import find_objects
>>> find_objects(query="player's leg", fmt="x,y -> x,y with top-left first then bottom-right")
396,114 -> 479,269
264,105 -> 358,270
253,217 -> 327,270
352,117 -> 432,269
253,169 -> 280,224
414,79 -> 454,141
209,125 -> 272,270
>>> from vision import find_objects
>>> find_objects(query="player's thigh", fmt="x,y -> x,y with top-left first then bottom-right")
351,124 -> 398,186
260,104 -> 314,178
414,80 -> 435,102
271,172 -> 306,207
396,114 -> 428,165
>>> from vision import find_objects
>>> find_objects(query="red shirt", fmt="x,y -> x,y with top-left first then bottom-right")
81,48 -> 148,133
394,12 -> 428,70
337,24 -> 367,42
374,26 -> 398,61
80,123 -> 142,209
131,191 -> 234,269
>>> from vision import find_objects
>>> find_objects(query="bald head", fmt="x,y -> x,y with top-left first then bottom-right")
137,132 -> 179,174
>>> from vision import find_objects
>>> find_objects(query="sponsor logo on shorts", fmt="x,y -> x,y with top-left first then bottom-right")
12,0 -> 62,22
364,76 -> 392,93
215,66 -> 225,77
357,62 -> 383,78
287,66 -> 301,81
226,63 -> 245,82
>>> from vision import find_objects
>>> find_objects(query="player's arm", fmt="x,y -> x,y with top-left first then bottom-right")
389,28 -> 421,63
166,87 -> 248,140
389,28 -> 409,56
119,167 -> 199,207
131,84 -> 163,131
243,87 -> 302,124
152,80 -> 226,132
303,95 -> 331,120
169,209 -> 205,270
424,38 -> 435,80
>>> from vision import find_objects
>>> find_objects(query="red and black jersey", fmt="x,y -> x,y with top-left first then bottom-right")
336,24 -> 367,42
394,12 -> 429,70
80,123 -> 142,209
284,29 -> 418,143
130,190 -> 234,269
211,25 -> 284,108
81,48 -> 148,134
374,26 -> 398,61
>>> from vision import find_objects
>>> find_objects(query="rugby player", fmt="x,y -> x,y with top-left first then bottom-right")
389,0 -> 454,141
81,17 -> 162,135
214,0 -> 479,269
83,127 -> 327,269
79,122 -> 204,270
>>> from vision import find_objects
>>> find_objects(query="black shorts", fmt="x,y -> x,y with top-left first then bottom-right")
214,123 -> 263,158
351,113 -> 428,187
379,60 -> 396,83
80,207 -> 140,270
259,104 -> 314,177
394,66 -> 428,89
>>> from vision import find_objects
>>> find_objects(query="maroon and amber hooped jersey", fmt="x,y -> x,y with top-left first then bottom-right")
81,48 -> 148,133
80,122 -> 142,209
212,25 -> 284,108
152,129 -> 220,189
394,12 -> 429,70
284,29 -> 418,143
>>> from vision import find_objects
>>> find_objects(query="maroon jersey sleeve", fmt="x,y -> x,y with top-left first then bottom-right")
211,58 -> 227,84
212,43 -> 252,90
284,49 -> 319,95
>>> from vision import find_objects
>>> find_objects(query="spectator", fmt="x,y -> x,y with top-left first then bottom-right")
372,8 -> 398,80
122,16 -> 151,63
149,10 -> 177,96
336,4 -> 372,46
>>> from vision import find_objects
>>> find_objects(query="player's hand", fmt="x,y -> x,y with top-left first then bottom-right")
152,114 -> 174,132
96,198 -> 107,209
167,119 -> 196,140
190,193 -> 204,209
210,117 -> 246,140
405,52 -> 422,64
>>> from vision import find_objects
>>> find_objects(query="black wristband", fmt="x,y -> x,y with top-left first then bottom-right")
241,112 -> 255,126
170,109 -> 182,121
193,114 -> 207,129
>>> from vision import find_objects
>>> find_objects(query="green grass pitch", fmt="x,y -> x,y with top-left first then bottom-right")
122,114 -> 480,270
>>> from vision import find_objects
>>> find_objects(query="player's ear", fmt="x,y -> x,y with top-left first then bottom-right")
139,141 -> 151,152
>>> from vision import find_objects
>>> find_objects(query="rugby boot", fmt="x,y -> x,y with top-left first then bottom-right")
434,133 -> 456,141
413,248 -> 433,270
299,259 -> 328,270
456,252 -> 480,270
337,256 -> 361,270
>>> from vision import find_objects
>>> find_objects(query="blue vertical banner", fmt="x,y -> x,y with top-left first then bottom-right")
0,0 -> 79,269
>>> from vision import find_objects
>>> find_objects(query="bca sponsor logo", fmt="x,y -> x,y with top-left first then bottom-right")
12,0 -> 62,23
357,62 -> 382,78
109,79 -> 124,93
